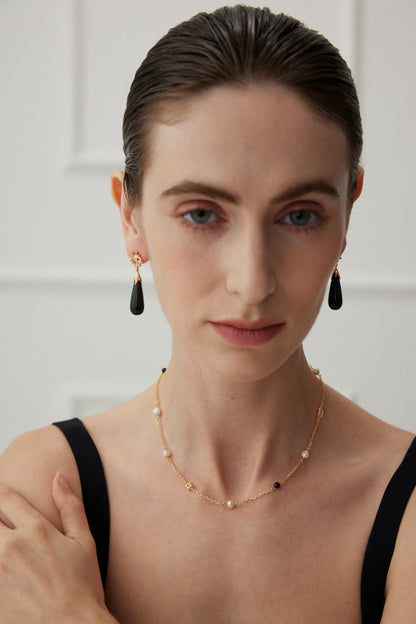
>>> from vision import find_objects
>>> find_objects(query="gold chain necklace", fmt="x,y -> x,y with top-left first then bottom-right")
153,367 -> 325,510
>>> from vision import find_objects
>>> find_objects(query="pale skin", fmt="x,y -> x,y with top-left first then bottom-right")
0,84 -> 415,623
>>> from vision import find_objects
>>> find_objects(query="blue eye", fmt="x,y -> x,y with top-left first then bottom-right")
282,210 -> 317,227
183,209 -> 217,225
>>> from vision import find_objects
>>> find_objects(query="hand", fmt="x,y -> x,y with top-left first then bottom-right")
0,472 -> 117,623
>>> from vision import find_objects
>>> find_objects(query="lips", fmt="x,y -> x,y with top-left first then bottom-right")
210,318 -> 284,346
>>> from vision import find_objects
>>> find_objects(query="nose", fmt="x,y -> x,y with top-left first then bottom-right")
225,226 -> 276,305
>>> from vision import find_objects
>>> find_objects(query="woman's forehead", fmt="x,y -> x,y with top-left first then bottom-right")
143,84 -> 351,202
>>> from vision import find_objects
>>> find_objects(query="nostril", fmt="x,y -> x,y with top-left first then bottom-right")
226,261 -> 276,304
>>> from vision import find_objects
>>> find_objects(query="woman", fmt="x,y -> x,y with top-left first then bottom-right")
0,6 -> 415,623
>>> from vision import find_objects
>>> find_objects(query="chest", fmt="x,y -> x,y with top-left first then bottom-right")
104,476 -> 376,623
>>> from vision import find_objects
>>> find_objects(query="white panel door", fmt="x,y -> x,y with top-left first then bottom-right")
1,0 -> 415,452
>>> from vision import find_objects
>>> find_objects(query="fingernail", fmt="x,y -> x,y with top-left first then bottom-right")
56,470 -> 70,491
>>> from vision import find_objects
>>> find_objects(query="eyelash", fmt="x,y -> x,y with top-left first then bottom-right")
179,205 -> 322,233
280,209 -> 320,230
180,207 -> 224,232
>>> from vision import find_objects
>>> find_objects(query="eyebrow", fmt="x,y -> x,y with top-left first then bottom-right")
160,181 -> 239,204
159,179 -> 341,205
273,180 -> 341,203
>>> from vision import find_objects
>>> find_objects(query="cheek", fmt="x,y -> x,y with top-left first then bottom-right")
149,242 -> 216,324
147,217 -> 217,285
281,244 -> 337,311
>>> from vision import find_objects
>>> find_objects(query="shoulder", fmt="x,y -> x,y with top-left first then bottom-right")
382,473 -> 416,622
324,384 -> 413,449
325,388 -> 416,621
0,387 -> 155,529
0,423 -> 83,529
80,387 -> 157,464
322,388 -> 416,620
320,385 -> 414,470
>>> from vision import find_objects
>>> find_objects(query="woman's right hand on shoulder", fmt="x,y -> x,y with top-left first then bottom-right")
0,428 -> 119,623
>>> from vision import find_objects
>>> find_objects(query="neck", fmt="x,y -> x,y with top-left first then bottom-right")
154,348 -> 324,501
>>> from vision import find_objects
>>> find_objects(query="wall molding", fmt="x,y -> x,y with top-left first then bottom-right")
0,268 -> 415,296
65,0 -> 123,172
338,0 -> 361,81
65,0 -> 362,173
57,382 -> 141,421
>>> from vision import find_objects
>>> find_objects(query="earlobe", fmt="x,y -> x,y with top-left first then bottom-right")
110,170 -> 149,262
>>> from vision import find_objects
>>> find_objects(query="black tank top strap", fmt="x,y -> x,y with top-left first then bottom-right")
361,436 -> 416,623
53,418 -> 110,587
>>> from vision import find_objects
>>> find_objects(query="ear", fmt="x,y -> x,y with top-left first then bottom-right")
353,167 -> 364,203
111,170 -> 149,261
341,167 -> 365,255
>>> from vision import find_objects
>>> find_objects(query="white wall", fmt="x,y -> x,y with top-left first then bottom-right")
1,0 -> 415,452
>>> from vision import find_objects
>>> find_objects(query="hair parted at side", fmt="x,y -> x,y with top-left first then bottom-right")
123,5 -> 362,204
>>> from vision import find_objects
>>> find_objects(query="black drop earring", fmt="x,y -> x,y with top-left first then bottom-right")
328,263 -> 342,310
130,253 -> 144,315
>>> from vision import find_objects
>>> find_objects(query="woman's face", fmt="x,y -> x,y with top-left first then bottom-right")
121,84 -> 361,381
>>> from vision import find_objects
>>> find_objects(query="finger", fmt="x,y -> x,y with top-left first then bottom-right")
0,509 -> 15,529
0,482 -> 43,529
52,472 -> 93,546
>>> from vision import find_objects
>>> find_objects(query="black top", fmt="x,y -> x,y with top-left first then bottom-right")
361,436 -> 416,623
53,418 -> 110,587
53,419 -> 416,621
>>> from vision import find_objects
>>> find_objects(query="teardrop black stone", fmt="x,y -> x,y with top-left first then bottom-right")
328,272 -> 342,310
130,279 -> 144,315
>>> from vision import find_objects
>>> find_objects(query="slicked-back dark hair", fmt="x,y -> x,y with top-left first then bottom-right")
123,5 -> 362,203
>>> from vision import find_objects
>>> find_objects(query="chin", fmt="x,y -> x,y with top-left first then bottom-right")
202,345 -> 301,385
